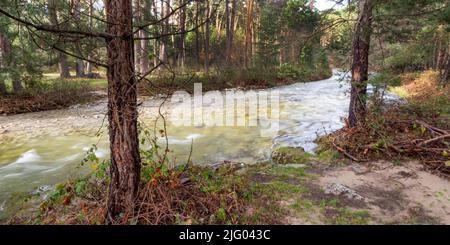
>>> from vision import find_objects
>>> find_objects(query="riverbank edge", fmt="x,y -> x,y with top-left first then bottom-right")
0,68 -> 333,116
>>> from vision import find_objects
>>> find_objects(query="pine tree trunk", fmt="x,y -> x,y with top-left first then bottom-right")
0,33 -> 7,94
59,53 -> 71,78
152,0 -> 159,67
348,0 -> 375,128
204,0 -> 210,74
195,1 -> 200,65
105,0 -> 141,222
140,0 -> 150,74
0,32 -> 23,93
442,56 -> 450,86
229,0 -> 236,62
178,0 -> 186,71
225,0 -> 231,64
48,0 -> 70,79
73,0 -> 85,78
134,0 -> 142,74
11,74 -> 23,94
245,0 -> 254,68
86,0 -> 94,74
76,60 -> 85,77
158,0 -> 169,64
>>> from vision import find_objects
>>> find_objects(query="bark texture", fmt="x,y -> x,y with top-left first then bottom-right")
48,0 -> 70,79
348,0 -> 375,128
244,0 -> 254,68
105,0 -> 141,221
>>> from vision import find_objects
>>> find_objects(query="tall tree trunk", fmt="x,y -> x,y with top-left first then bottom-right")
0,32 -> 22,93
58,53 -> 71,78
245,0 -> 254,68
204,0 -> 210,73
178,0 -> 186,71
152,0 -> 159,67
73,0 -> 85,78
105,0 -> 141,222
0,33 -> 9,94
11,72 -> 23,94
159,0 -> 169,64
195,1 -> 200,65
433,37 -> 439,70
86,0 -> 94,74
134,0 -> 142,74
442,53 -> 450,86
225,0 -> 231,64
48,0 -> 70,79
139,0 -> 150,74
348,0 -> 375,128
229,0 -> 236,62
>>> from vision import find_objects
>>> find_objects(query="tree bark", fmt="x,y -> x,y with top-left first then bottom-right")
11,74 -> 23,93
229,0 -> 236,62
48,0 -> 70,79
0,32 -> 23,93
178,0 -> 186,71
245,0 -> 254,68
225,0 -> 231,64
73,0 -> 86,78
105,0 -> 141,222
204,0 -> 210,73
134,0 -> 142,74
86,0 -> 94,74
0,33 -> 9,94
195,1 -> 200,65
152,0 -> 159,67
59,53 -> 71,78
158,0 -> 169,64
348,0 -> 375,128
139,0 -> 150,74
442,55 -> 450,86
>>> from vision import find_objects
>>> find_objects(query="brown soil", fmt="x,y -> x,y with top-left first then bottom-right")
282,160 -> 450,224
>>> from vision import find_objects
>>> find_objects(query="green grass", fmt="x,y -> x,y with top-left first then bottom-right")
43,73 -> 107,89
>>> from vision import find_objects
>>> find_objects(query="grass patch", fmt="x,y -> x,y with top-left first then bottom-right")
272,147 -> 313,165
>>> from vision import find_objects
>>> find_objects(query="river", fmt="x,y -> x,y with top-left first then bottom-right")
0,70 -> 398,220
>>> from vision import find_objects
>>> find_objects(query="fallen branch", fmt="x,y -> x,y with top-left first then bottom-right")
415,120 -> 449,135
332,140 -> 365,162
418,134 -> 450,147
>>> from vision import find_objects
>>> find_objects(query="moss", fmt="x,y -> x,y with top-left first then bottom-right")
272,147 -> 313,165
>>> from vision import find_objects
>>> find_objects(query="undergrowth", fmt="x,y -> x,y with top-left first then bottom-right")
0,79 -> 96,115
319,70 -> 450,175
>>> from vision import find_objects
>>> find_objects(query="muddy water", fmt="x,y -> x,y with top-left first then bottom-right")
0,70 -> 396,219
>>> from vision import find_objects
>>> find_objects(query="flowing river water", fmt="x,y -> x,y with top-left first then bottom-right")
0,70 -> 398,220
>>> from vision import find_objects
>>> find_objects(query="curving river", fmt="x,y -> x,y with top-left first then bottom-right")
0,70 -> 398,219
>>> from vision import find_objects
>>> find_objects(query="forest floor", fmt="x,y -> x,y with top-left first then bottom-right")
8,155 -> 450,225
